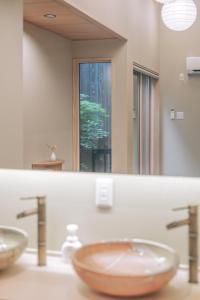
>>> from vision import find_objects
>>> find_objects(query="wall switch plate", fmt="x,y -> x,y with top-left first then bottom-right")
133,110 -> 137,119
176,112 -> 184,120
96,178 -> 113,208
170,109 -> 176,120
179,73 -> 185,81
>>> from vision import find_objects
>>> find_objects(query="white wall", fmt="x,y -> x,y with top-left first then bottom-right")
1,169 -> 199,264
0,0 -> 23,169
160,1 -> 200,177
23,22 -> 72,171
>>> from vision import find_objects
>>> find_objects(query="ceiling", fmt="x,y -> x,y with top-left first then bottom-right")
24,0 -> 125,40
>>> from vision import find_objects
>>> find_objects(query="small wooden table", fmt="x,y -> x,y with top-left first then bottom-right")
32,160 -> 65,171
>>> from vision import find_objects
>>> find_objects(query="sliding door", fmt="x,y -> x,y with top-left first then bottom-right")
133,70 -> 160,175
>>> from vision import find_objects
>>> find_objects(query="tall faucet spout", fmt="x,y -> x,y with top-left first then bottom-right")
166,205 -> 199,284
17,196 -> 46,267
17,208 -> 38,219
167,219 -> 189,230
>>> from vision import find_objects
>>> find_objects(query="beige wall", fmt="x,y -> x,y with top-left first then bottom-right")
23,22 -> 73,171
160,1 -> 200,177
64,0 -> 160,72
64,0 -> 160,70
69,0 -> 160,173
0,0 -> 23,169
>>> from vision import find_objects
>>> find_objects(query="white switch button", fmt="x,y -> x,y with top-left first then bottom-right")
179,73 -> 185,81
176,112 -> 184,120
170,109 -> 175,120
96,178 -> 113,208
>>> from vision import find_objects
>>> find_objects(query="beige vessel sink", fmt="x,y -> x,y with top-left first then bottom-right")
72,239 -> 179,298
0,226 -> 28,270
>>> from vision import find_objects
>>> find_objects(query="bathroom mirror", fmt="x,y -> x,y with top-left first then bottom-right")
2,0 -> 200,178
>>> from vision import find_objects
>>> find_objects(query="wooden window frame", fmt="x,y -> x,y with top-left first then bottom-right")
72,58 -> 113,172
150,80 -> 160,175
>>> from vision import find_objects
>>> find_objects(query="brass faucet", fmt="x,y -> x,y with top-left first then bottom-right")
166,205 -> 198,284
17,196 -> 46,266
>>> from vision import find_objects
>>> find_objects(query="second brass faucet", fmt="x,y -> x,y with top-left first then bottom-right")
166,205 -> 198,284
17,196 -> 46,266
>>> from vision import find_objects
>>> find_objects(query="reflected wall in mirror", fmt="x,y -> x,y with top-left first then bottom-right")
1,0 -> 200,177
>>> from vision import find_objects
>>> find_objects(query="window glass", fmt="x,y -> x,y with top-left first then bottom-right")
79,62 -> 112,172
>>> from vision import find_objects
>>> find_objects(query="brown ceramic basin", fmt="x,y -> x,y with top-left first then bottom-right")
0,226 -> 28,271
72,239 -> 179,298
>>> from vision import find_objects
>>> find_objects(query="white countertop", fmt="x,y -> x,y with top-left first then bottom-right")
0,253 -> 199,300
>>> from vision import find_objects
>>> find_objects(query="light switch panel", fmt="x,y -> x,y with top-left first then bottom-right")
96,178 -> 113,208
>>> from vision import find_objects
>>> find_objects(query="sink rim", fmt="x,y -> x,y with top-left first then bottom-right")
72,239 -> 179,278
0,225 -> 28,252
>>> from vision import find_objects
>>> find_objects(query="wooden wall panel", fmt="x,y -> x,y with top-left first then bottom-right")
24,0 -> 124,40
24,0 -> 53,3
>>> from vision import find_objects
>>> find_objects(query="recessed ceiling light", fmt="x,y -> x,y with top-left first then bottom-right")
43,13 -> 56,19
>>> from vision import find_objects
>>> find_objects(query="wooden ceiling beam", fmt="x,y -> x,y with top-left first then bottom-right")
23,0 -> 126,41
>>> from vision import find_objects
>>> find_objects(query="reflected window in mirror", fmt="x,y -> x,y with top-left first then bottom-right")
73,59 -> 112,173
133,69 -> 160,175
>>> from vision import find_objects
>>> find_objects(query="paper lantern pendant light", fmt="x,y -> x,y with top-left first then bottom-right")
162,0 -> 197,31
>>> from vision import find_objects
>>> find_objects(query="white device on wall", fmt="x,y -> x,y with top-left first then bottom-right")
187,57 -> 200,75
96,178 -> 113,208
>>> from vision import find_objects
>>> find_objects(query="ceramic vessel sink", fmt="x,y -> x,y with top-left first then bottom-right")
72,239 -> 179,298
0,226 -> 28,271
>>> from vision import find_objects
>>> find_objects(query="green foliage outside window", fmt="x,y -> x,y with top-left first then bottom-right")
80,93 -> 109,150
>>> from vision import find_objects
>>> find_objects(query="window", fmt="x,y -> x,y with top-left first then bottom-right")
73,60 -> 112,173
133,69 -> 159,175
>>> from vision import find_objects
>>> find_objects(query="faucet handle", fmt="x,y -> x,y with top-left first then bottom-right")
20,196 -> 46,201
173,206 -> 189,212
20,197 -> 38,200
173,204 -> 199,212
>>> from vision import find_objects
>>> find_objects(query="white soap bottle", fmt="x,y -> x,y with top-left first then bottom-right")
61,224 -> 82,264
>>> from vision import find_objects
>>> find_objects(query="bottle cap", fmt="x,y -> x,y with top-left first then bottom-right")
67,224 -> 79,236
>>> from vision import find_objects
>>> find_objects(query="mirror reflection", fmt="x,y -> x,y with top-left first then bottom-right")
2,0 -> 200,177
